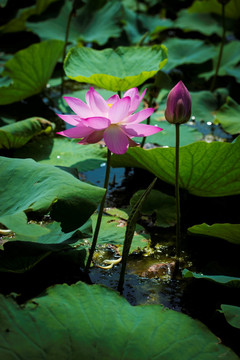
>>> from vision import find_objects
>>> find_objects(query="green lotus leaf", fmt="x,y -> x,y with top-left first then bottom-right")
111,137 -> 240,197
200,41 -> 240,81
28,0 -> 122,46
0,0 -> 59,33
0,117 -> 54,150
215,97 -> 240,135
91,209 -> 149,253
13,138 -> 107,172
221,304 -> 240,329
188,0 -> 240,19
122,5 -> 173,44
174,9 -> 222,36
163,38 -> 216,72
135,117 -> 202,146
183,270 -> 240,288
64,45 -> 168,91
0,281 -> 238,359
0,40 -> 64,105
130,189 -> 176,227
188,223 -> 240,244
0,156 -> 105,234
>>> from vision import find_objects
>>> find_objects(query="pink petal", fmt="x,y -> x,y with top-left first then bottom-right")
83,116 -> 110,130
63,97 -> 93,118
57,114 -> 81,126
108,97 -> 131,124
122,123 -> 163,137
104,125 -> 129,154
57,124 -> 94,139
85,87 -> 109,116
107,94 -> 120,106
78,130 -> 104,144
123,108 -> 154,124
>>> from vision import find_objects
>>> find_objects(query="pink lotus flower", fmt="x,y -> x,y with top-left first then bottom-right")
165,81 -> 191,125
57,87 -> 162,154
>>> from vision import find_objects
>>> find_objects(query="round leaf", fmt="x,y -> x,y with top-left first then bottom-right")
64,45 -> 168,91
111,137 -> 240,197
0,281 -> 238,359
188,223 -> 240,244
0,40 -> 64,105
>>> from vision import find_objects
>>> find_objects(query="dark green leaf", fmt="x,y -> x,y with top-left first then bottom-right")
188,223 -> 240,244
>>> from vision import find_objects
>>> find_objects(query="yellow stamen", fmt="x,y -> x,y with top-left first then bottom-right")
108,103 -> 113,108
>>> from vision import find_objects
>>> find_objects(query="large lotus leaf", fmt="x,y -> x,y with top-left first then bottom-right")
130,189 -> 176,227
163,38 -> 216,72
136,117 -> 202,146
91,208 -> 149,253
0,237 -> 87,273
64,45 -> 168,91
183,270 -> 240,288
122,6 -> 173,44
111,136 -> 240,197
215,97 -> 240,135
188,0 -> 240,19
0,156 -> 105,233
13,137 -> 107,172
200,41 -> 240,81
28,0 -> 122,46
0,281 -> 238,359
0,117 -> 54,150
0,0 -> 59,33
0,40 -> 64,105
174,9 -> 222,36
221,304 -> 240,329
188,223 -> 240,244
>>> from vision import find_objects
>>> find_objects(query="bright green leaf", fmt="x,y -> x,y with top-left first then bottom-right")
163,38 -> 216,72
0,40 -> 64,105
13,138 -> 107,172
188,223 -> 240,244
0,281 -> 238,359
221,304 -> 240,329
0,117 -> 54,149
0,156 -> 105,233
215,97 -> 240,135
91,209 -> 149,253
111,137 -> 240,197
64,45 -> 168,91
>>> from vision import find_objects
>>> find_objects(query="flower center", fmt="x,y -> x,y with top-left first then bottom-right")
108,103 -> 113,108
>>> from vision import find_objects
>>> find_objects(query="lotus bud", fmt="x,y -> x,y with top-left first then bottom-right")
165,81 -> 191,125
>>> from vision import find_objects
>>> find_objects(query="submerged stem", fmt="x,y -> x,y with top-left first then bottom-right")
85,149 -> 112,273
175,123 -> 180,259
210,3 -> 226,92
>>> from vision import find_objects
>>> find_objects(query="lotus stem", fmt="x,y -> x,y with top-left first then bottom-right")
61,7 -> 75,95
210,2 -> 226,92
85,149 -> 112,273
175,123 -> 181,259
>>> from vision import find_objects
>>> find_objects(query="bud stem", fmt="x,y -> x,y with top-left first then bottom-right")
175,123 -> 181,259
85,149 -> 112,273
